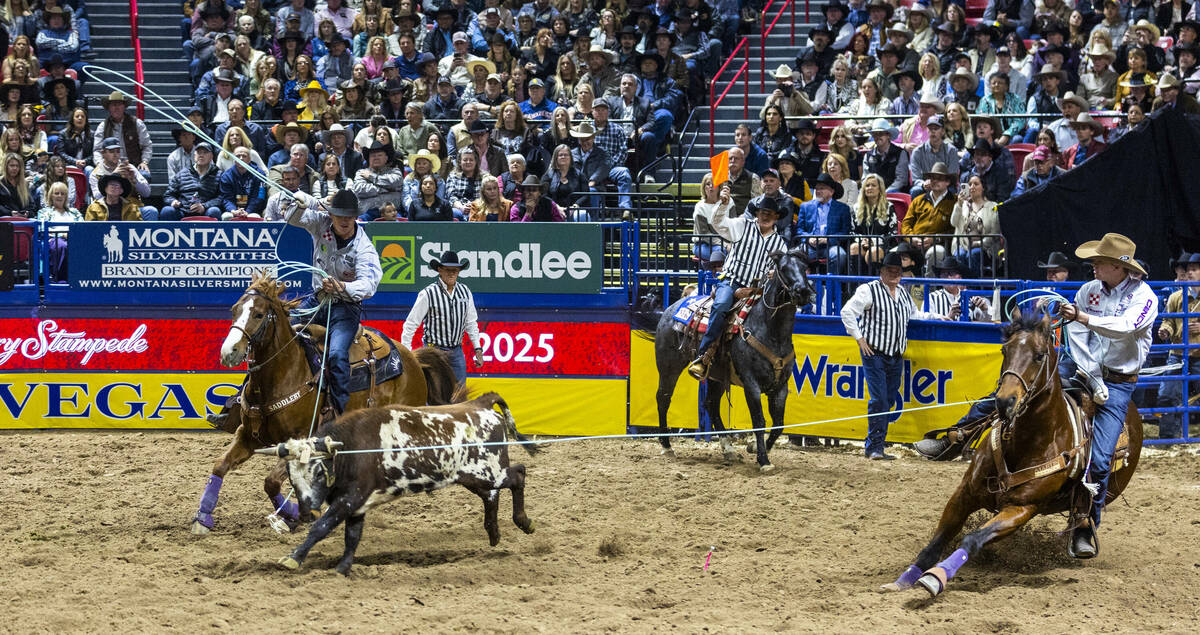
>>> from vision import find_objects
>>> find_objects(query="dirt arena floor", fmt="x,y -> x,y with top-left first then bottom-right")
4,430 -> 1200,633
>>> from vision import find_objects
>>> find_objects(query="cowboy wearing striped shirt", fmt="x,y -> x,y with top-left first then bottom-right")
841,249 -> 951,460
401,250 -> 483,383
687,195 -> 788,379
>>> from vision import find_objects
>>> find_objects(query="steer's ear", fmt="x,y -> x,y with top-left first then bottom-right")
254,443 -> 289,458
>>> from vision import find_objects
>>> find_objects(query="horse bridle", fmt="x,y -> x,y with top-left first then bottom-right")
760,254 -> 808,312
229,290 -> 276,347
996,334 -> 1054,427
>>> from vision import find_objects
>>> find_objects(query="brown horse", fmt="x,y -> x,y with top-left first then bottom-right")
882,308 -> 1142,597
190,273 -> 460,535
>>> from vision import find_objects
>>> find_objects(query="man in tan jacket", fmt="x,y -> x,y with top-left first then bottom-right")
901,161 -> 956,272
1156,252 -> 1200,439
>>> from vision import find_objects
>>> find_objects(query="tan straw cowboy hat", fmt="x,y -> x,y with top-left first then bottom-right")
406,148 -> 441,174
1075,233 -> 1146,276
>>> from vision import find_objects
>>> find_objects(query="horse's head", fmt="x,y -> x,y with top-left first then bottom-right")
255,437 -> 342,517
995,307 -> 1056,422
220,273 -> 290,367
768,248 -> 816,307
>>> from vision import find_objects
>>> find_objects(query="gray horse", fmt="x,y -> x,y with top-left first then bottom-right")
650,249 -> 815,471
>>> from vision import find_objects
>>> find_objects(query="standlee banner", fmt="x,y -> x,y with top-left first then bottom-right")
66,222 -> 313,291
364,222 -> 603,294
629,332 -> 1002,443
0,317 -> 629,431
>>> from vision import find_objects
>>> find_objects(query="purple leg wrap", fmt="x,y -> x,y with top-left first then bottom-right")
194,475 -> 223,529
896,564 -> 923,587
271,494 -> 299,521
937,548 -> 969,579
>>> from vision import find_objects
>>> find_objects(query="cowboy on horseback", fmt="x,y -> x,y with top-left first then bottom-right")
687,195 -> 788,380
1057,233 -> 1156,558
287,188 -> 382,416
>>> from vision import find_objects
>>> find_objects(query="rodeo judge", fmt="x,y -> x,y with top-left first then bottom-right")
840,249 -> 954,460
401,250 -> 483,383
287,188 -> 382,416
1058,233 -> 1157,558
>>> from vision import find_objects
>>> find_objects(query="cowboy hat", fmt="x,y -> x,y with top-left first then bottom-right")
407,148 -> 441,174
519,174 -> 544,190
891,241 -> 924,270
1037,251 -> 1076,269
1119,73 -> 1153,89
948,66 -> 979,91
636,53 -> 665,71
773,64 -> 796,81
865,0 -> 894,19
171,125 -> 196,145
867,117 -> 899,138
327,189 -> 360,217
1070,112 -> 1105,134
1084,43 -> 1116,60
213,68 -> 237,84
880,250 -> 907,269
273,121 -> 307,146
1075,233 -> 1146,276
772,149 -> 800,170
922,161 -> 956,181
908,3 -> 936,20
97,173 -> 132,198
1132,19 -> 1161,41
323,122 -> 349,141
430,250 -> 470,270
1174,41 -> 1199,60
970,113 -> 1003,135
811,172 -> 844,201
298,80 -> 329,100
751,194 -> 786,217
894,68 -> 923,91
466,59 -> 497,76
1061,91 -> 1088,111
1157,73 -> 1182,90
970,138 -> 1000,156
791,118 -> 817,134
887,24 -> 915,41
822,1 -> 849,17
918,95 -> 944,113
1034,63 -> 1066,82
392,8 -> 416,23
654,27 -> 676,46
363,139 -> 395,162
934,255 -> 972,278
277,29 -> 307,44
41,76 -> 76,103
968,23 -> 1000,41
100,91 -> 127,107
570,121 -> 597,138
467,119 -> 491,135
585,44 -> 615,64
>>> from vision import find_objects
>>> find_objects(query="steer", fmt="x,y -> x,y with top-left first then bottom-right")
256,392 -> 539,575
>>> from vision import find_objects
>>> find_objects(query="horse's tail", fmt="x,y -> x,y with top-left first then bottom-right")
483,392 -> 540,455
416,346 -> 464,405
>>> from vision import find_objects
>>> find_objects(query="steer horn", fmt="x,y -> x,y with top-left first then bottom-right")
314,438 -> 344,454
254,444 -> 290,457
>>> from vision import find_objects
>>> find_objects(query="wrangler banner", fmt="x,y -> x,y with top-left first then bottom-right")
364,222 -> 603,294
629,332 -> 1002,443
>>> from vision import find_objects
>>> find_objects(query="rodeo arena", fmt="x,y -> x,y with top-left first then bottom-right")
6,0 -> 1200,630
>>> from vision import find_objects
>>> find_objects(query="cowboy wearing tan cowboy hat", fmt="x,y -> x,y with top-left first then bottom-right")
761,63 -> 814,119
1152,73 -> 1200,113
1057,232 -> 1156,559
1063,112 -> 1107,169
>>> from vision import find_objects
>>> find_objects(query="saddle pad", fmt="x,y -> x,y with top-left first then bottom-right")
298,326 -> 405,393
672,294 -> 760,335
671,295 -> 708,326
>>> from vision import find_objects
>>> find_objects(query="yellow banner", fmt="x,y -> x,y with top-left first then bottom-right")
630,333 -> 1001,443
0,373 -> 626,436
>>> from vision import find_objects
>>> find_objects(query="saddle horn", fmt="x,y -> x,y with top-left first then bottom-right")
254,444 -> 290,457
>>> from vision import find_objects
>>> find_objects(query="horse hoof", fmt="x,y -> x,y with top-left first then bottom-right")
916,572 -> 944,597
660,449 -> 676,458
879,581 -> 909,592
759,463 -> 775,473
190,521 -> 211,536
277,556 -> 300,571
522,520 -> 535,534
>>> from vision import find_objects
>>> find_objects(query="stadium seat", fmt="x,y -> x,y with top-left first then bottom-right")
1024,39 -> 1036,52
1158,36 -> 1174,50
64,167 -> 87,209
966,0 -> 987,18
182,215 -> 218,221
0,217 -> 33,282
886,192 -> 910,225
228,216 -> 264,221
816,118 -> 843,145
1007,144 -> 1035,177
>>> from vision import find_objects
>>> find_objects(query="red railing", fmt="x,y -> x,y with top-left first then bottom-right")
709,37 -> 750,155
761,0 -> 796,91
130,0 -> 145,118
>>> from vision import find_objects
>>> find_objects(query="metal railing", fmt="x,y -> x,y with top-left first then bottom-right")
130,0 -> 146,120
761,0 -> 796,91
709,36 -> 750,155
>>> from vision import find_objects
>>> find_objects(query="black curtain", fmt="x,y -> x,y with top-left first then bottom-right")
1000,108 -> 1200,281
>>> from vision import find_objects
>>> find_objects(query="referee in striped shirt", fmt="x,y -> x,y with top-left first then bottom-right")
401,250 -> 483,383
840,249 -> 951,460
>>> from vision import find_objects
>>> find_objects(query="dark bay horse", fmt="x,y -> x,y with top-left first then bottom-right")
882,309 -> 1142,597
190,273 -> 460,535
651,249 -> 814,471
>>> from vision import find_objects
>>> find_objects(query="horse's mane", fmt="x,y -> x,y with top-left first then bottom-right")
248,271 -> 303,313
1001,310 -> 1050,341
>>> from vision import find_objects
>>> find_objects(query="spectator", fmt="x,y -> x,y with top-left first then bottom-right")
402,149 -> 446,208
397,101 -> 441,156
1107,102 -> 1146,143
160,143 -> 222,221
499,153 -> 528,208
841,77 -> 890,119
1115,20 -> 1166,75
424,76 -> 465,122
89,137 -> 156,219
889,69 -> 921,117
377,79 -> 410,124
539,106 -> 576,152
929,23 -> 962,74
217,126 -> 268,174
466,174 -> 513,221
729,123 -> 767,177
773,150 -> 812,201
1118,74 -> 1155,113
407,173 -> 455,221
693,172 -> 734,264
275,0 -> 315,39
34,7 -> 82,73
985,46 -> 1029,101
902,161 -> 956,269
857,0 -> 892,56
964,115 -> 1015,179
635,52 -> 683,127
1152,73 -> 1200,113
898,97 -> 944,152
349,140 -> 405,218
234,34 -> 266,86
319,124 -> 362,179
33,156 -> 75,209
983,0 -> 1034,39
942,102 -> 973,153
795,51 -> 831,113
11,104 -> 44,155
825,57 -> 858,113
542,143 -> 585,213
908,114 -> 959,198
821,125 -> 857,182
977,72 -> 1026,145
316,0 -> 356,40
0,128 -> 29,163
425,8 -> 460,60
866,43 -> 903,101
1022,129 -> 1065,171
951,173 -> 1002,274
392,31 -> 423,80
2,35 -> 38,83
551,55 -> 581,105
0,152 -> 34,217
269,142 -> 318,191
217,146 -> 267,220
724,146 -> 763,213
1013,144 -> 1066,197
1174,43 -> 1200,97
268,121 -> 308,168
36,181 -> 78,281
1114,47 -> 1159,107
85,174 -> 142,221
794,173 -> 851,273
848,173 -> 897,274
249,79 -> 284,122
313,154 -> 346,201
492,101 -> 527,155
653,28 -> 691,97
797,25 -> 837,78
200,69 -> 241,128
471,8 -> 516,57
944,66 -> 981,110
1090,0 -> 1126,45
92,91 -> 153,181
745,165 -> 800,238
863,118 -> 910,193
447,102 -> 482,158
754,104 -> 794,162
297,81 -> 332,130
283,55 -> 319,104
519,77 -> 559,122
463,119 -> 507,177
568,82 -> 597,120
196,48 -> 247,104
1062,112 -> 1107,168
813,1 -> 855,50
822,154 -> 858,207
928,257 -> 991,319
473,72 -> 511,117
511,174 -> 566,221
53,106 -> 91,173
1155,252 -> 1200,439
961,139 -> 1013,203
167,126 -> 197,183
315,33 -> 355,85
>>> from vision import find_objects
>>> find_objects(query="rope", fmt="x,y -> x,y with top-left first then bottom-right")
333,397 -> 995,456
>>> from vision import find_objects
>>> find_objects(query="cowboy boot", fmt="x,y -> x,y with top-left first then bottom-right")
687,347 -> 715,380
913,436 -> 952,459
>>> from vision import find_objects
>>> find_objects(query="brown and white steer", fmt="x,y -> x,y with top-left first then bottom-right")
256,392 -> 538,575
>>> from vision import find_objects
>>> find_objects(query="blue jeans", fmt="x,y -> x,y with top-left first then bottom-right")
585,166 -> 633,211
1088,380 -> 1136,527
140,206 -> 161,221
639,109 -> 674,162
954,247 -> 987,277
1155,354 -> 1200,439
693,242 -> 727,262
297,295 -> 362,413
438,345 -> 467,383
697,279 -> 739,353
862,352 -> 904,456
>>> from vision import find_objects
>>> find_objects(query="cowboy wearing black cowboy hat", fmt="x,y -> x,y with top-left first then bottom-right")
401,250 -> 484,383
794,172 -> 851,274
928,256 -> 986,320
85,173 -> 140,221
1037,251 -> 1076,282
514,174 -> 565,222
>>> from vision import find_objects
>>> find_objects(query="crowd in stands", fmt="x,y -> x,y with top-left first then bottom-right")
694,0 -> 1200,286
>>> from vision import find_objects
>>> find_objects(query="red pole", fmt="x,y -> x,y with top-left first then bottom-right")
131,0 -> 145,119
792,0 -> 796,46
743,46 -> 749,120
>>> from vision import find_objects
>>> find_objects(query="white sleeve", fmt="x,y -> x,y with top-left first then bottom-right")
840,284 -> 874,339
1086,288 -> 1159,340
342,234 -> 382,301
464,290 -> 481,349
401,289 -> 430,349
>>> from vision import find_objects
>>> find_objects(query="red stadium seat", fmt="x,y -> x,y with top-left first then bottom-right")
1007,144 -> 1035,178
1093,116 -> 1120,129
182,215 -> 218,221
0,217 -> 33,281
1024,39 -> 1036,52
1158,36 -> 1174,50
816,118 -> 843,145
64,69 -> 77,80
966,0 -> 987,18
965,17 -> 981,25
64,167 -> 87,209
886,193 -> 910,225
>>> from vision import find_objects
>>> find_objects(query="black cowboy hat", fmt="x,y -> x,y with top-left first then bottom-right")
791,118 -> 817,134
636,53 -> 665,71
891,241 -> 925,271
823,1 -> 849,17
865,0 -> 894,19
1174,41 -> 1199,59
809,24 -> 834,39
935,23 -> 957,37
654,27 -> 676,46
200,4 -> 230,19
430,250 -> 470,270
171,124 -> 196,145
97,173 -> 132,198
1036,251 -> 1076,269
752,195 -> 786,217
772,149 -> 800,170
467,118 -> 491,134
968,23 -> 1000,41
880,250 -> 906,269
970,138 -> 999,157
811,172 -> 844,201
893,68 -> 923,91
327,31 -> 350,47
327,189 -> 360,217
432,7 -> 458,20
619,24 -> 639,37
363,139 -> 394,161
41,76 -> 76,102
1040,20 -> 1069,39
277,29 -> 307,44
934,255 -> 973,278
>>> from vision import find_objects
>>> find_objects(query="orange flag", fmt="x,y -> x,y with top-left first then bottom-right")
710,150 -> 729,187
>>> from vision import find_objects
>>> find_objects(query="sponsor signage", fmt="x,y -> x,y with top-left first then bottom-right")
366,222 -> 603,294
67,222 -> 313,291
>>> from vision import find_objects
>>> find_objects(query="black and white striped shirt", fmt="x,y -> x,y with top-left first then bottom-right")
401,280 -> 482,349
840,280 -> 942,356
720,217 -> 788,287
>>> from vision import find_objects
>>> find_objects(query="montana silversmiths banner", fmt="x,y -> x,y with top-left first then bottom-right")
365,222 -> 603,294
67,222 -> 312,291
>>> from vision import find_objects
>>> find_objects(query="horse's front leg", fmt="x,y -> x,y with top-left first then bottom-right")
916,504 -> 1038,598
704,379 -> 739,463
764,381 -> 789,454
881,479 -> 981,592
191,424 -> 254,535
741,379 -> 773,472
